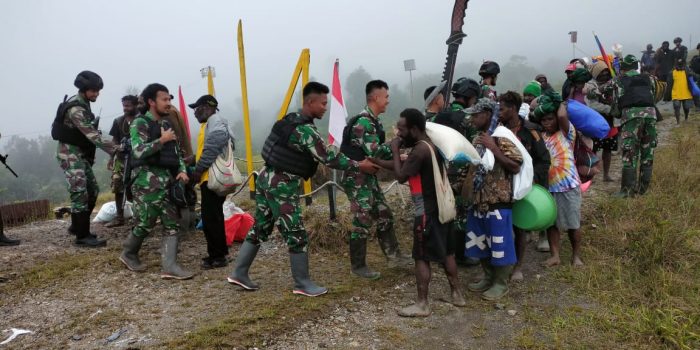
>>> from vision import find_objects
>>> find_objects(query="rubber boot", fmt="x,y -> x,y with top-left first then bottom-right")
105,193 -> 126,228
73,212 -> 107,248
536,231 -> 550,252
377,229 -> 412,267
349,239 -> 381,280
160,235 -> 194,280
614,167 -> 637,198
638,165 -> 653,195
482,265 -> 512,301
119,232 -> 146,272
67,213 -> 77,236
0,231 -> 20,246
227,241 -> 260,290
467,259 -> 493,292
289,252 -> 327,297
67,212 -> 92,237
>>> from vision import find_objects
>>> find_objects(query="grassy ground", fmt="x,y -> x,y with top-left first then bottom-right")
514,115 -> 700,349
3,113 -> 698,349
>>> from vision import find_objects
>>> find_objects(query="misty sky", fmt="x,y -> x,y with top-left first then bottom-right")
0,0 -> 696,140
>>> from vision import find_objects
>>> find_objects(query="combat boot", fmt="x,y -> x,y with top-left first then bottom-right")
349,238 -> 381,280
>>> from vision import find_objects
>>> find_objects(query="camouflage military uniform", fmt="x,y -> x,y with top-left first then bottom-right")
340,107 -> 394,243
616,71 -> 657,170
246,114 -> 358,253
585,79 -> 619,152
56,95 -> 117,213
130,111 -> 186,238
109,115 -> 133,195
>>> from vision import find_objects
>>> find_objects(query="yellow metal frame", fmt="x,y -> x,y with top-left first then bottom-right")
237,20 -> 255,196
277,49 -> 312,198
207,69 -> 216,96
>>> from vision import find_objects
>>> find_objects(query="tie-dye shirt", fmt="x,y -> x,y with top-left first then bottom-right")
543,125 -> 580,193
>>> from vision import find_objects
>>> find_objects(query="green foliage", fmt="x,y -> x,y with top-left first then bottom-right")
0,135 -> 110,205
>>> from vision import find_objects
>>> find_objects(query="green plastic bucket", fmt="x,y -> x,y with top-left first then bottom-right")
513,184 -> 557,231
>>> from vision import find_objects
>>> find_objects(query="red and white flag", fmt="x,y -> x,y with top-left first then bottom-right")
178,85 -> 192,139
328,59 -> 347,147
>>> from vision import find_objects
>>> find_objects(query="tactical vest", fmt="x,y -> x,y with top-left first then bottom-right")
618,74 -> 655,108
261,113 -> 318,179
130,116 -> 180,174
51,95 -> 98,161
339,112 -> 386,161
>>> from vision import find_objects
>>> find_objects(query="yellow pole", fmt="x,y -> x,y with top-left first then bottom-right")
277,50 -> 306,121
300,49 -> 312,200
237,20 -> 255,198
207,68 -> 216,96
276,49 -> 313,203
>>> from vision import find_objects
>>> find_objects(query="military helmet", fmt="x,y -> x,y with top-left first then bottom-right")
451,77 -> 480,98
74,71 -> 104,91
479,61 -> 501,77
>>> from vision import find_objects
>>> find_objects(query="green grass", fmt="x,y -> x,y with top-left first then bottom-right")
516,117 -> 700,349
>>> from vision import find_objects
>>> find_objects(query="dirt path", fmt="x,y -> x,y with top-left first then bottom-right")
0,108 -> 682,349
267,108 -> 682,350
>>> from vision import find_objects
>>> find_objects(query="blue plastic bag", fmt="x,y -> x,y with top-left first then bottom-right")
566,99 -> 610,139
688,76 -> 700,97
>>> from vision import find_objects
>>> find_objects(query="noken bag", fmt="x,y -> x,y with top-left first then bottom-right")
419,140 -> 456,224
207,139 -> 243,196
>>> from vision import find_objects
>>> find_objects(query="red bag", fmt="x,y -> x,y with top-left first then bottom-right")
225,213 -> 255,246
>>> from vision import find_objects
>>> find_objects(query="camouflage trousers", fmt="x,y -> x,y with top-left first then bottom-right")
245,167 -> 308,253
341,171 -> 394,241
620,117 -> 657,169
58,155 -> 98,214
111,157 -> 125,194
131,169 -> 179,238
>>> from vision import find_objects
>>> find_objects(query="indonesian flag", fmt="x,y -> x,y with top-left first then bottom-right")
328,59 -> 347,147
178,85 -> 192,139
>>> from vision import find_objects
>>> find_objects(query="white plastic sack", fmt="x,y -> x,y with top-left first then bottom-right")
93,201 -> 134,222
222,200 -> 244,220
481,126 -> 533,200
425,122 -> 480,165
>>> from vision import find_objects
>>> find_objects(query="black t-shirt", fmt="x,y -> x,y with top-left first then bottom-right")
400,140 -> 444,217
109,115 -> 131,142
512,120 -> 550,188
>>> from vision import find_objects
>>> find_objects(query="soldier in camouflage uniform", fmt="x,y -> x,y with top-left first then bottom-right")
228,82 -> 379,296
105,95 -> 138,228
339,80 -> 412,280
53,71 -> 117,248
614,55 -> 658,197
119,83 -> 193,280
